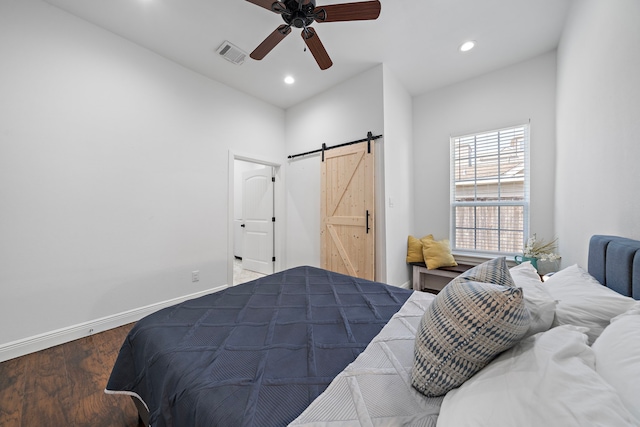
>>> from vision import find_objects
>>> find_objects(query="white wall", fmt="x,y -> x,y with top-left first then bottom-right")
0,0 -> 285,353
283,65 -> 413,287
284,66 -> 385,274
556,0 -> 640,266
382,66 -> 414,287
412,52 -> 558,254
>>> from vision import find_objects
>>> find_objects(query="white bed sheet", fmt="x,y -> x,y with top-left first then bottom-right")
290,291 -> 442,427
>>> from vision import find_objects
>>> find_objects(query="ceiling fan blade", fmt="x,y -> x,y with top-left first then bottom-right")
250,25 -> 292,60
245,0 -> 285,13
301,27 -> 333,70
314,1 -> 381,22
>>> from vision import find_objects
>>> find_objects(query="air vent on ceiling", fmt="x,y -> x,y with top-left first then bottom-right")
216,41 -> 247,65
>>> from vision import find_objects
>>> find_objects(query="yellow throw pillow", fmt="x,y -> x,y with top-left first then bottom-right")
420,234 -> 435,246
422,238 -> 458,270
406,234 -> 434,263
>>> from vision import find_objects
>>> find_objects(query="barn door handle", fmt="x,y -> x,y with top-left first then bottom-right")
366,210 -> 370,234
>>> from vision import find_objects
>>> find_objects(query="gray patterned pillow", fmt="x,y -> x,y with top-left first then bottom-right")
455,256 -> 514,287
411,258 -> 530,397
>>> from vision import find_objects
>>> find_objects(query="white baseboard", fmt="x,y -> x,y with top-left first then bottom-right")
0,285 -> 228,363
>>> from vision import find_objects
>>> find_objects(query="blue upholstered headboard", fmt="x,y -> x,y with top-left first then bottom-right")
588,235 -> 640,300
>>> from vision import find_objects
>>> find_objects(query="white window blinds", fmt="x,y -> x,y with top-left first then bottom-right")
450,124 -> 530,254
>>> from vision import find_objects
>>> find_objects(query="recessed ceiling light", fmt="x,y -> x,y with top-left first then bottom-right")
459,41 -> 476,52
284,75 -> 295,85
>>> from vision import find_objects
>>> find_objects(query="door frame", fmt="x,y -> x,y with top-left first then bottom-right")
227,151 -> 284,286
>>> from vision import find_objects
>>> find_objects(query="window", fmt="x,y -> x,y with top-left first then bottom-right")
450,124 -> 529,254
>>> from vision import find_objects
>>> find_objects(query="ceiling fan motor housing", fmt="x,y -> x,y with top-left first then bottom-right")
281,0 -> 317,28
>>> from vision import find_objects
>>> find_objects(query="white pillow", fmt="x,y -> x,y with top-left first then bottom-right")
592,304 -> 640,421
544,264 -> 637,344
437,325 -> 639,427
510,261 -> 542,283
510,262 -> 557,337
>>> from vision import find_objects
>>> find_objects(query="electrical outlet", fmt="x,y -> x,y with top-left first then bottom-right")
192,270 -> 200,282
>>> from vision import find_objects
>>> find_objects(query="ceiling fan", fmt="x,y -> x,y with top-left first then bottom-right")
245,0 -> 382,70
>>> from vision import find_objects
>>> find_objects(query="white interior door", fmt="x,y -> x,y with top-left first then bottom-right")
242,167 -> 274,275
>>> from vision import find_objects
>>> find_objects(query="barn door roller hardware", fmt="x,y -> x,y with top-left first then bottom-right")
287,131 -> 381,161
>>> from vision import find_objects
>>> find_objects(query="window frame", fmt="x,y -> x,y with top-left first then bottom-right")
449,124 -> 530,256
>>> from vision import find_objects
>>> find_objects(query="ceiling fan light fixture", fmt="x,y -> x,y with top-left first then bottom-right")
459,40 -> 476,52
284,75 -> 295,84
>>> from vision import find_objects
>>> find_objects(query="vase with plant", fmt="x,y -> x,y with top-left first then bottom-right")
515,234 -> 560,273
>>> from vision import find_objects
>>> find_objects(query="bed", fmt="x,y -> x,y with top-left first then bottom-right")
105,265 -> 414,426
106,235 -> 640,426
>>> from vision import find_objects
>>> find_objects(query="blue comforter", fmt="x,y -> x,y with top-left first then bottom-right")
106,266 -> 413,426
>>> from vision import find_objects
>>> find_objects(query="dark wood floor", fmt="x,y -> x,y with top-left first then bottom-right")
0,324 -> 143,427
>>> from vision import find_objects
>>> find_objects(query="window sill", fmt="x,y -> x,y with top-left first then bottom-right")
451,251 -> 518,266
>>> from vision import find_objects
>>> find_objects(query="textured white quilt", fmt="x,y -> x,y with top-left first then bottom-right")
290,291 -> 442,427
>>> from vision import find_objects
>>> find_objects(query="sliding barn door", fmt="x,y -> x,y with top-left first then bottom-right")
321,142 -> 375,280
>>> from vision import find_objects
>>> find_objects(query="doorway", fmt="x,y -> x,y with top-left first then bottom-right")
227,152 -> 283,286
